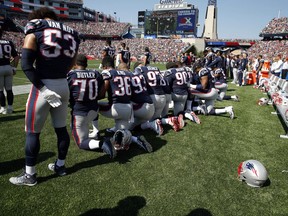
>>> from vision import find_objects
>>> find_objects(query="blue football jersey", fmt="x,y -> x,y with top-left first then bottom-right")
165,67 -> 189,95
0,39 -> 18,66
24,19 -> 80,79
102,69 -> 132,104
103,45 -> 116,58
67,69 -> 104,115
212,68 -> 226,83
134,66 -> 166,95
195,67 -> 215,92
118,49 -> 130,64
144,51 -> 152,65
131,73 -> 153,104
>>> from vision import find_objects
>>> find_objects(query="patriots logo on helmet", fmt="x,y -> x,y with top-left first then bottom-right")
245,162 -> 258,177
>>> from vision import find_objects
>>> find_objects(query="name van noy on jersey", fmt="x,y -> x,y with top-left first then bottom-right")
46,20 -> 74,34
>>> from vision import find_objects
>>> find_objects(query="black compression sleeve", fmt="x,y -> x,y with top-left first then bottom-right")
21,48 -> 44,90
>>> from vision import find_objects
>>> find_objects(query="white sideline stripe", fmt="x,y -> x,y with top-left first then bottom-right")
14,77 -> 30,81
11,84 -> 32,95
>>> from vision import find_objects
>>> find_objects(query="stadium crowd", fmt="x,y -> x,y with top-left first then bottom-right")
247,40 -> 288,61
65,21 -> 130,36
12,16 -> 130,36
79,38 -> 190,62
260,17 -> 288,35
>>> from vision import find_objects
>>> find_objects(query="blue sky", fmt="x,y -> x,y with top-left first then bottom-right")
83,0 -> 288,39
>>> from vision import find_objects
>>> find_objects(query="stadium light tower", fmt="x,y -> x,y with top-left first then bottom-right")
202,0 -> 218,39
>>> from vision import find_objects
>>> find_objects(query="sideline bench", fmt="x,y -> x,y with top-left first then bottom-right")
265,74 -> 288,138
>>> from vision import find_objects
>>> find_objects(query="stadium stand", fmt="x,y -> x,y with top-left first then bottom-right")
260,17 -> 288,35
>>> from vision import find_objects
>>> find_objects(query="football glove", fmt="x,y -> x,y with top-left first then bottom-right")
40,86 -> 62,108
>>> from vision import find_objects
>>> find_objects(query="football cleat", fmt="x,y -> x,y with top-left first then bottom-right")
190,111 -> 201,124
102,138 -> 117,158
48,162 -> 67,176
7,106 -> 13,114
233,95 -> 240,102
150,119 -> 163,136
178,114 -> 185,129
169,116 -> 180,132
226,106 -> 235,119
136,135 -> 153,153
9,172 -> 37,186
198,104 -> 207,115
0,107 -> 7,114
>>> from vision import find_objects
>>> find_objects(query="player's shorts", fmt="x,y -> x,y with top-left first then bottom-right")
190,88 -> 218,100
215,82 -> 228,90
161,93 -> 172,117
71,110 -> 98,146
25,79 -> 69,133
172,93 -> 188,115
0,65 -> 13,91
133,102 -> 155,121
99,102 -> 132,129
150,94 -> 166,120
128,102 -> 155,130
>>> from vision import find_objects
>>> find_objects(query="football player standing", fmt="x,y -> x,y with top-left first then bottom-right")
9,7 -> 80,186
0,28 -> 19,114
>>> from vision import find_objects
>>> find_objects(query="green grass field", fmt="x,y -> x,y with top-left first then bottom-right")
1,61 -> 288,216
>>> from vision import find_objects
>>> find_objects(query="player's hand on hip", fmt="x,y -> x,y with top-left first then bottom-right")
40,86 -> 62,108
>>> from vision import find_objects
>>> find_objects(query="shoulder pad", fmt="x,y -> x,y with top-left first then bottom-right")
133,67 -> 142,75
199,68 -> 210,77
162,70 -> 172,77
214,68 -> 223,74
24,19 -> 45,35
101,69 -> 112,79
184,66 -> 192,72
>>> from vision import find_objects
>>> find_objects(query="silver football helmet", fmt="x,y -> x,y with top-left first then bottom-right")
111,129 -> 132,150
238,160 -> 268,187
257,97 -> 268,106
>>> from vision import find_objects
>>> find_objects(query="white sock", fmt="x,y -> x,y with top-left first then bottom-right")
26,166 -> 36,175
186,100 -> 192,111
56,159 -> 65,167
231,95 -> 236,99
192,106 -> 198,112
88,139 -> 100,149
215,108 -> 227,114
91,120 -> 99,133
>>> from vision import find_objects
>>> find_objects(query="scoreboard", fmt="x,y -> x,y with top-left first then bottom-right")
139,1 -> 198,38
144,9 -> 197,37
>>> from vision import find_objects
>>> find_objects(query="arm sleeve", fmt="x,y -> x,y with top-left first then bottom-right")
21,48 -> 45,90
207,58 -> 219,68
